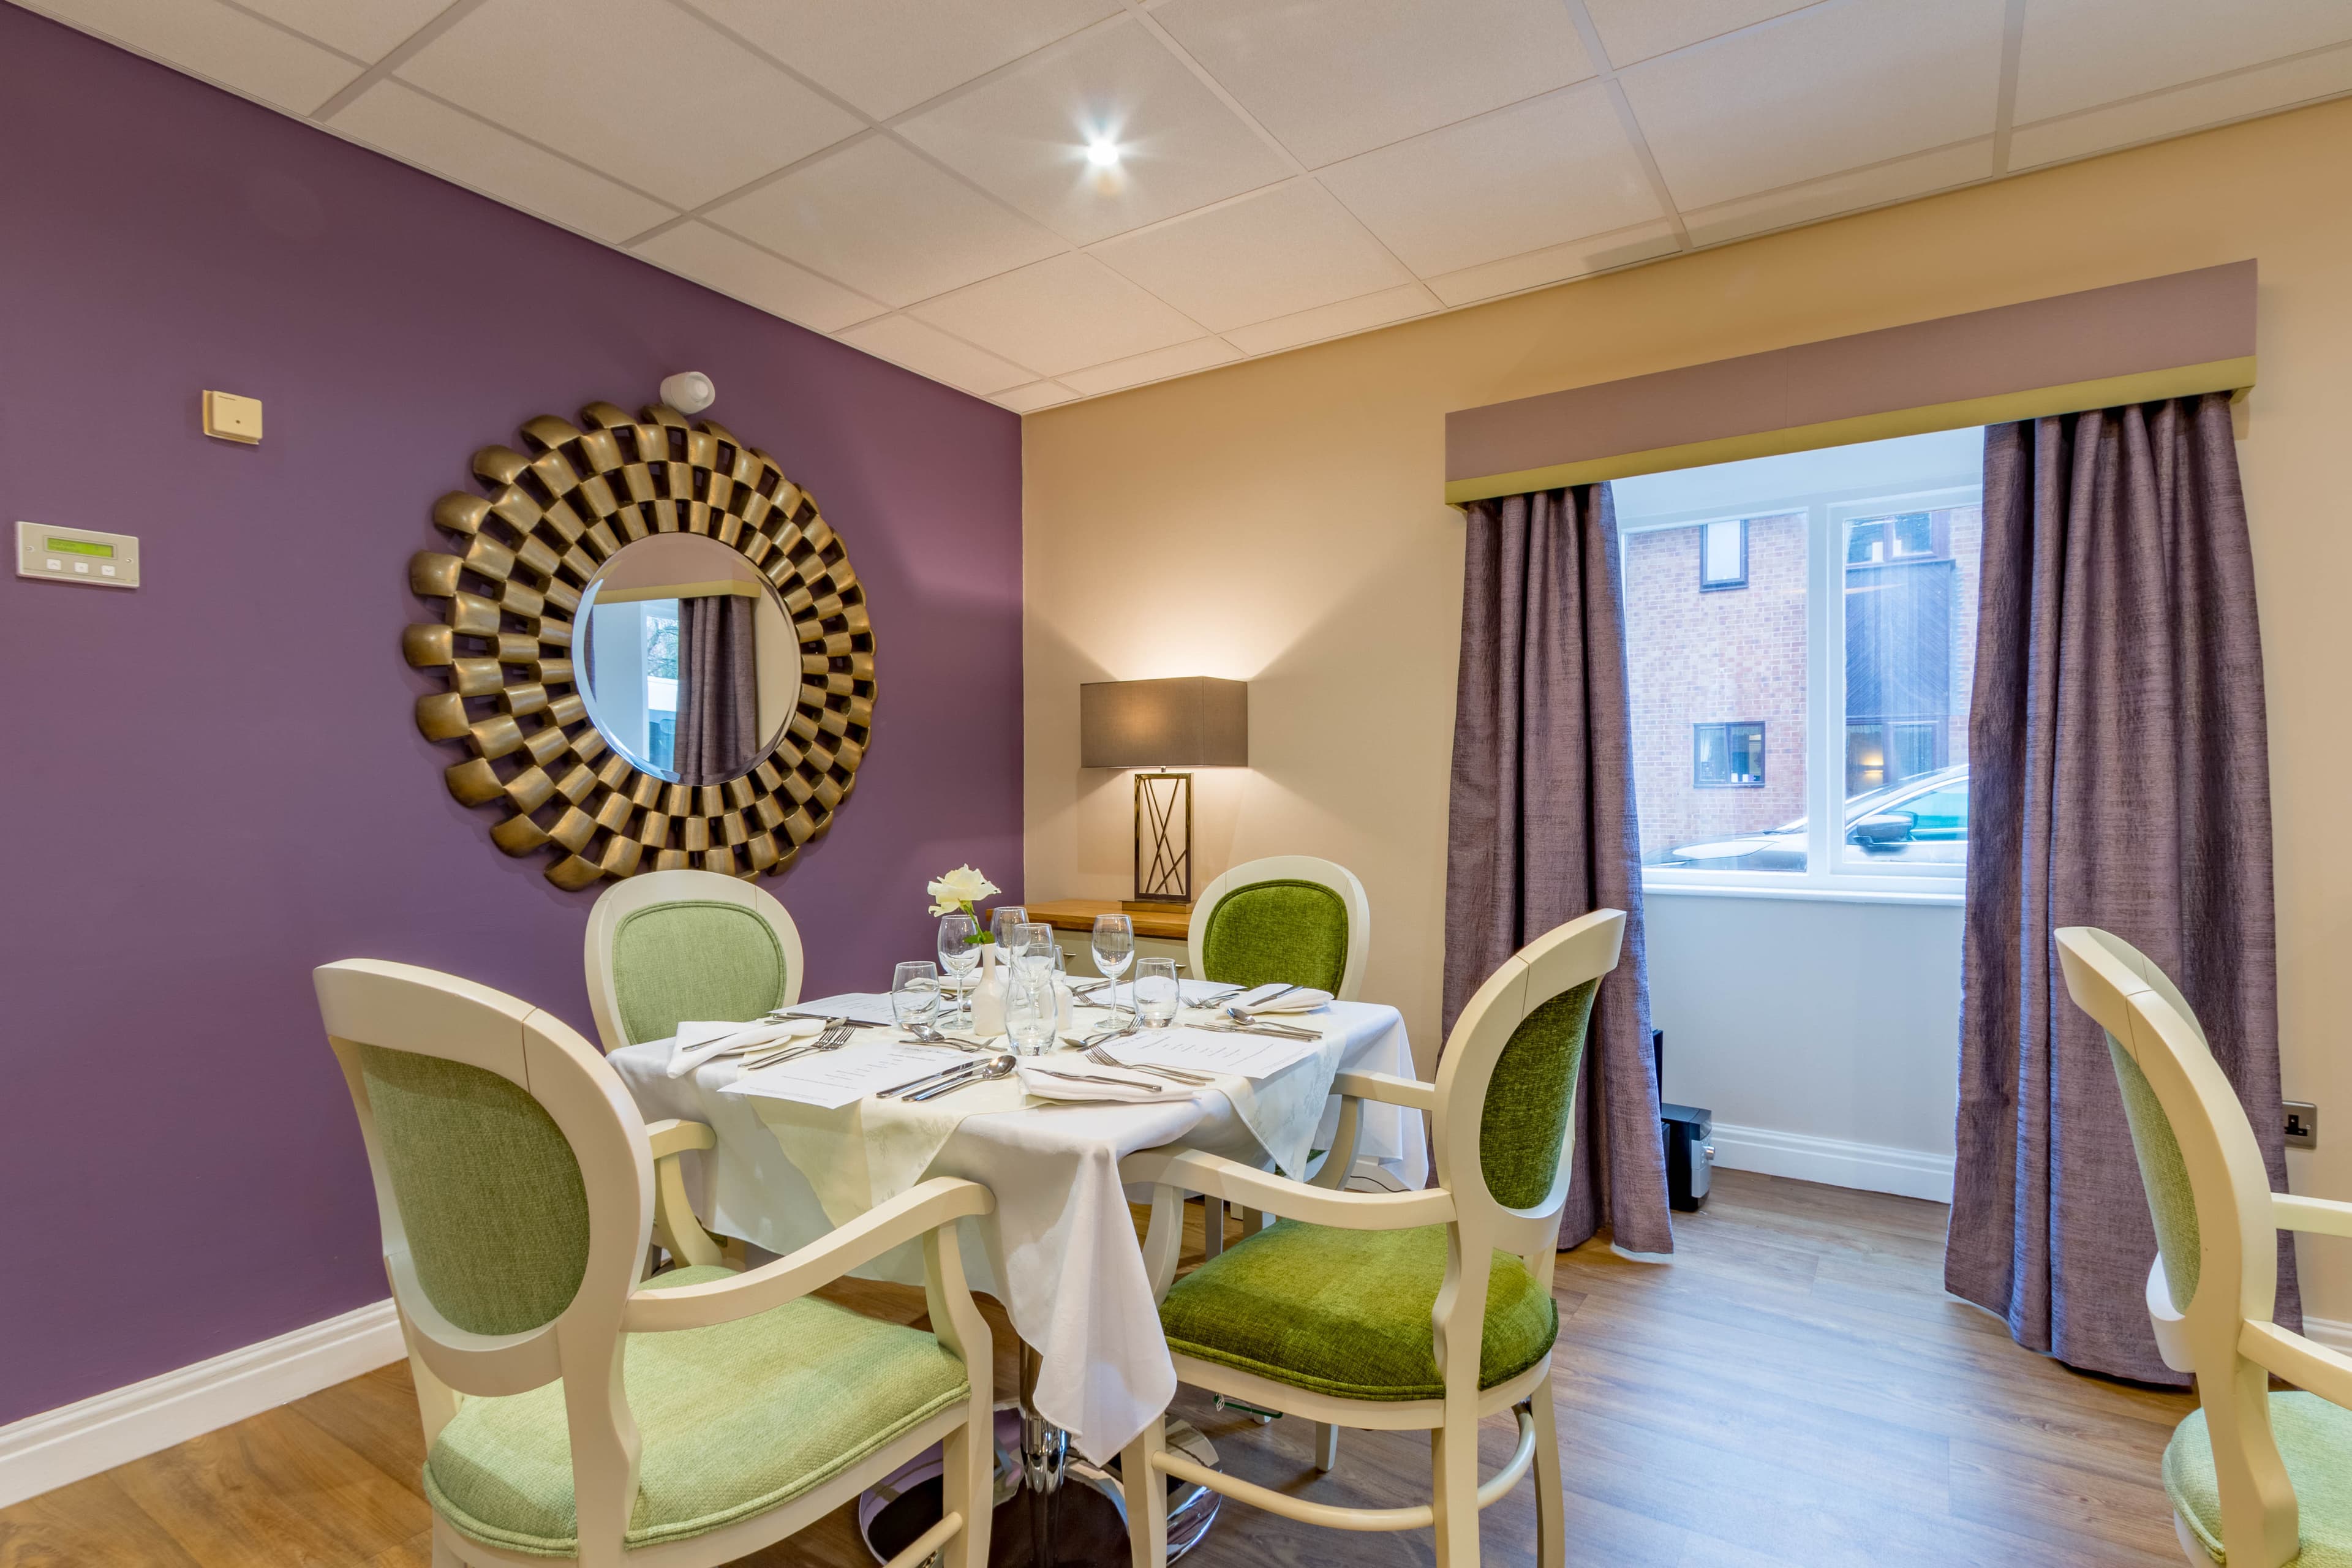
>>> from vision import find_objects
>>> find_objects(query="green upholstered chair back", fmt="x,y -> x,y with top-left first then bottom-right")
1186,855 -> 1371,1001
1200,880 -> 1348,994
355,1042 -> 594,1335
2056,927 -> 2273,1330
1431,911 -> 1626,1232
319,958 -> 653,1370
1476,978 -> 1602,1211
585,869 -> 805,1052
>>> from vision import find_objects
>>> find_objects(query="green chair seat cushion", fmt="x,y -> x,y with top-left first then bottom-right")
424,1267 -> 969,1556
1199,880 -> 1349,995
2168,1392 -> 2352,1566
1158,1221 -> 1557,1402
611,902 -> 789,1046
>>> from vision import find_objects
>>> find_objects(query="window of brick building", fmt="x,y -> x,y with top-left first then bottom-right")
1615,428 -> 1983,895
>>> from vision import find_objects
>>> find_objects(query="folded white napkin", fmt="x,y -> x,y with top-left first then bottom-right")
666,1016 -> 824,1079
1014,1060 -> 1178,1103
1214,984 -> 1334,1014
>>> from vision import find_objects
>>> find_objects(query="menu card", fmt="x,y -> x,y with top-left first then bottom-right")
789,992 -> 902,1027
1100,1027 -> 1320,1082
719,1040 -> 970,1109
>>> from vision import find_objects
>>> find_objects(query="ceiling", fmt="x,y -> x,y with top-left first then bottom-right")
23,0 -> 2352,413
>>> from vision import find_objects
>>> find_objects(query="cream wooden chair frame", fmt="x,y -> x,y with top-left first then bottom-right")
582,868 -> 805,1054
2056,927 -> 2352,1568
1186,854 -> 1373,1003
317,959 -> 994,1568
1120,909 -> 1626,1568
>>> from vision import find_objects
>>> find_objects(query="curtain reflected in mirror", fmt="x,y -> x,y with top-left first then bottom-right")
573,533 -> 794,785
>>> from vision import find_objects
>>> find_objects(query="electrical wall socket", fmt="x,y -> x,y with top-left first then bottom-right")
2285,1101 -> 2319,1149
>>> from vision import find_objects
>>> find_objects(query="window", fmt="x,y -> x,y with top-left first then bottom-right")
1694,722 -> 1765,787
1615,428 -> 1983,893
1699,518 -> 1747,589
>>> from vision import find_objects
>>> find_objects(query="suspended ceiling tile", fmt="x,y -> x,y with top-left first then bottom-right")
706,136 -> 1066,308
2011,44 -> 2352,169
1424,221 -> 1681,306
910,252 -> 1206,376
992,380 -> 1084,413
1222,282 -> 1441,356
685,0 -> 1121,121
1150,0 -> 1594,168
1057,337 -> 1242,396
631,221 -> 886,334
330,81 -> 676,243
1619,0 -> 2007,212
233,0 -> 452,62
895,17 -> 1289,246
396,0 -> 863,209
1319,85 -> 1662,278
1582,0 -> 1818,69
1090,181 -> 1412,333
835,315 -> 1038,395
2015,0 -> 2352,124
23,0 -> 360,113
1679,138 -> 1992,247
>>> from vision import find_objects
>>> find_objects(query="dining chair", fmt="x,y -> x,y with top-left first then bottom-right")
317,959 -> 995,1568
583,868 -> 804,1053
1185,854 -> 1371,1003
2056,926 -> 2352,1568
1119,908 -> 1626,1568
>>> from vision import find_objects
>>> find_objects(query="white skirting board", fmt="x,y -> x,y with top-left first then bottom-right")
1707,1121 -> 1957,1203
0,1298 -> 403,1510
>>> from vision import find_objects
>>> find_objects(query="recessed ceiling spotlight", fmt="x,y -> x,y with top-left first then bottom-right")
1085,138 -> 1121,168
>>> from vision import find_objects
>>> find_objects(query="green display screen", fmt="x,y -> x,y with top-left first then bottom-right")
48,538 -> 113,558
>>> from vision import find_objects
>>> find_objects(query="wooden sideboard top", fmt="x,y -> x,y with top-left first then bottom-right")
1003,897 -> 1192,941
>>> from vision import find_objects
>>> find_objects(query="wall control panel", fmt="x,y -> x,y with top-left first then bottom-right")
17,521 -> 140,589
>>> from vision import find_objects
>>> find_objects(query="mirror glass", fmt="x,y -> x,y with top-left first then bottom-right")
573,533 -> 795,785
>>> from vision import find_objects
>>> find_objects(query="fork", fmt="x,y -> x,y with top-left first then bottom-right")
1085,1046 -> 1215,1086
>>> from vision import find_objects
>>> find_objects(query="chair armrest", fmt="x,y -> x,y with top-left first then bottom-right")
1330,1071 -> 1435,1114
2275,1194 -> 2352,1240
626,1177 -> 993,1332
647,1118 -> 717,1161
2243,1320 -> 2352,1409
1121,1147 -> 1453,1232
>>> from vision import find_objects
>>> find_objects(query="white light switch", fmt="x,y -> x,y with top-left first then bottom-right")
17,521 -> 140,589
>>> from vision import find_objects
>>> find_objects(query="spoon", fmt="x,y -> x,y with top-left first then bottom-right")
905,1055 -> 1018,1101
899,1022 -> 989,1050
1220,1006 -> 1318,1038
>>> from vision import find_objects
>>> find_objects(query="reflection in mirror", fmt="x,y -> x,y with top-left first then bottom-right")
573,533 -> 796,785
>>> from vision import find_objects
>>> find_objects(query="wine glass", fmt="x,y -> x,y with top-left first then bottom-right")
1012,921 -> 1057,982
1091,913 -> 1134,1020
937,913 -> 979,1026
891,962 -> 940,1037
990,904 -> 1029,954
1134,957 -> 1180,1030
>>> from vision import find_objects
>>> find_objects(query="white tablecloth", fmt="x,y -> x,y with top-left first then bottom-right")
611,993 -> 1425,1461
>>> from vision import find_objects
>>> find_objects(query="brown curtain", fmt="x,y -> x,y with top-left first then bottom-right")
1444,483 -> 1672,1255
1947,393 -> 2296,1382
673,592 -> 758,787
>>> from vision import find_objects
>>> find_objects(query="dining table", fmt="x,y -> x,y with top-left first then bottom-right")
609,978 -> 1427,1564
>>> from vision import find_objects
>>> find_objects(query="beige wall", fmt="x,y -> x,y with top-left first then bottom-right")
1023,98 -> 2352,1310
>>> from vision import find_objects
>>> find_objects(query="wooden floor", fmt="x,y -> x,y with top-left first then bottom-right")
0,1170 -> 2196,1567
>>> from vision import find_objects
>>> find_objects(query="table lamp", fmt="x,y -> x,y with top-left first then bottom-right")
1079,677 -> 1248,911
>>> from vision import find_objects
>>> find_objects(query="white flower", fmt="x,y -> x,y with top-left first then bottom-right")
926,864 -> 999,917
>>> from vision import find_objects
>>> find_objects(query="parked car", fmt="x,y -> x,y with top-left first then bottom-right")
1647,764 -> 1969,872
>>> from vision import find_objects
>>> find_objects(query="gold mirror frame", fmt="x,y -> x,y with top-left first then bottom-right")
402,400 -> 874,889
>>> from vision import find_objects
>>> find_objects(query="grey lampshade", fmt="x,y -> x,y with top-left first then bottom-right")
1079,677 -> 1248,769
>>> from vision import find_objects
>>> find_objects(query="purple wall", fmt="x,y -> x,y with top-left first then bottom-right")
0,7 -> 1022,1425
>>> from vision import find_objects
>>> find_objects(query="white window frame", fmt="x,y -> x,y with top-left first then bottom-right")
1621,475 -> 1981,905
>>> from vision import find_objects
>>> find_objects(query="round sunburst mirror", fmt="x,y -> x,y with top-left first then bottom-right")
401,400 -> 875,889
